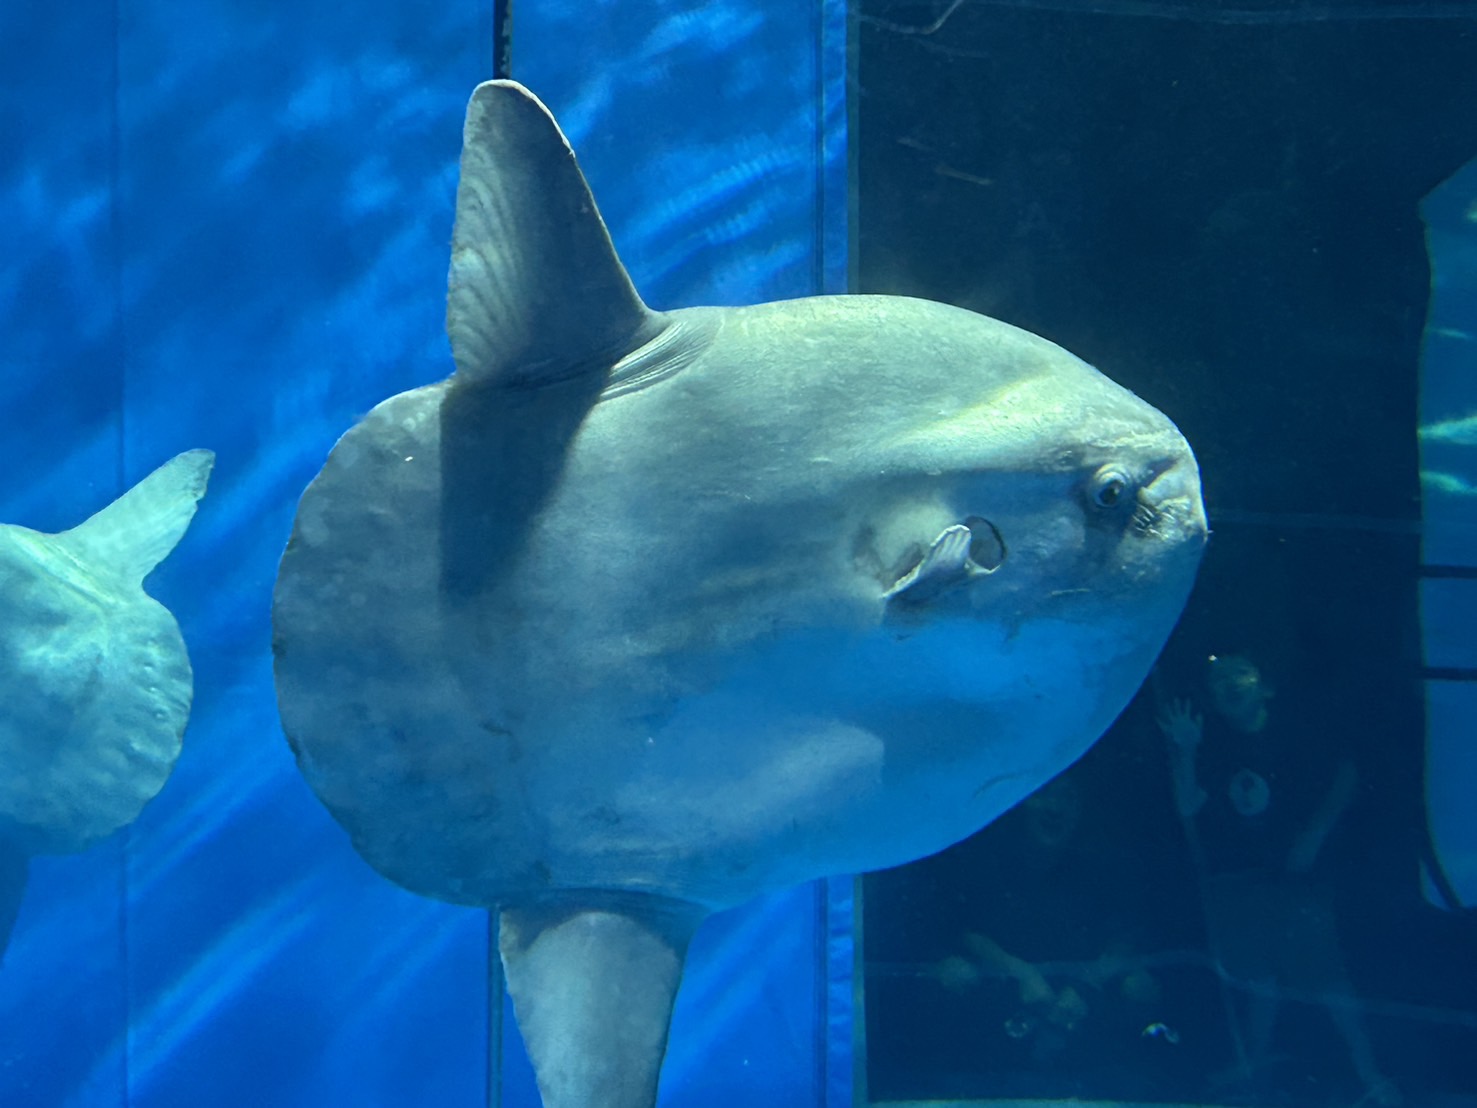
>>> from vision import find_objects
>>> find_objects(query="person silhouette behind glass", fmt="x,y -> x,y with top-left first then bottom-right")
1158,654 -> 1399,1106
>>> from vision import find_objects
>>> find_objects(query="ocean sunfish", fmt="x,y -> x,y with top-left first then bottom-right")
0,449 -> 214,957
273,82 -> 1205,1107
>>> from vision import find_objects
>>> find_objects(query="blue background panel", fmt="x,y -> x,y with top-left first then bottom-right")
1421,578 -> 1477,670
115,0 -> 496,1102
1420,156 -> 1477,567
2,0 -> 853,1105
1425,680 -> 1477,908
1422,156 -> 1477,911
3,1 -> 496,1105
1,4 -> 129,1104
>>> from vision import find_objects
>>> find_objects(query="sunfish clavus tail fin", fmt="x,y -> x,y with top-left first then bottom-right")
57,449 -> 215,585
499,894 -> 705,1108
446,80 -> 662,388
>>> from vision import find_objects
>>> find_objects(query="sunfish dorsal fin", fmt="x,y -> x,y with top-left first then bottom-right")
447,80 -> 661,387
57,449 -> 214,585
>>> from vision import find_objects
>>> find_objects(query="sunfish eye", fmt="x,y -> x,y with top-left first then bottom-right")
1089,466 -> 1131,509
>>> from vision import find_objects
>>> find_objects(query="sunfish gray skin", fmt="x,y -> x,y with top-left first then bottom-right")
273,81 -> 1205,1108
0,449 -> 213,958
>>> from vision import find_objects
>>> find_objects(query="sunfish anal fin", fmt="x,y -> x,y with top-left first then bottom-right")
499,893 -> 705,1108
447,81 -> 665,388
56,449 -> 215,586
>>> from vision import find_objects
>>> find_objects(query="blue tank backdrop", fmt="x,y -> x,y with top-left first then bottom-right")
1420,155 -> 1477,910
0,7 -> 131,1104
3,1 -> 494,1105
515,3 -> 850,310
0,0 -> 852,1105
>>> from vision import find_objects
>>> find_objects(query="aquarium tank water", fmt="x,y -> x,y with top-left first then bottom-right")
1,1 -> 1474,1107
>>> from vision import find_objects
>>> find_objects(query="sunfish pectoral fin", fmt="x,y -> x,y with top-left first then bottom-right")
446,81 -> 664,388
498,893 -> 706,1108
56,449 -> 215,586
883,521 -> 1000,605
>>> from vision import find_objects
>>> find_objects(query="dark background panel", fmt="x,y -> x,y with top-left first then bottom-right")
857,2 -> 1477,1104
856,2 -> 1477,519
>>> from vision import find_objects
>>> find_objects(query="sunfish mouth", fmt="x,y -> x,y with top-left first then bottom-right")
1134,461 -> 1209,544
